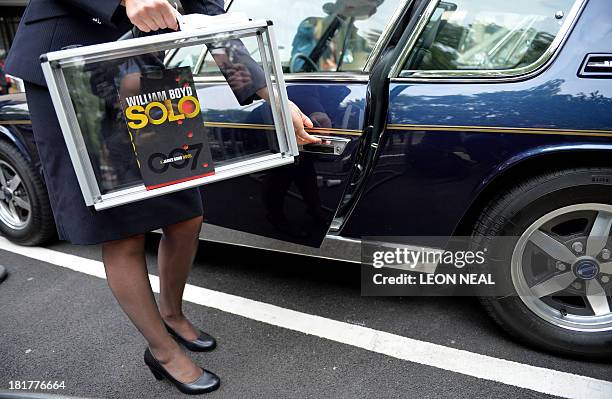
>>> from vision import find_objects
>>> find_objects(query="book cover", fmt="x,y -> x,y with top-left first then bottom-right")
119,66 -> 215,190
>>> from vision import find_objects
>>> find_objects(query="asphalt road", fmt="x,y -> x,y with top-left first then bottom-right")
0,235 -> 611,399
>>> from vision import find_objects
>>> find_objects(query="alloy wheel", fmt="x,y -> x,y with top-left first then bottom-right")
512,203 -> 612,332
0,160 -> 32,230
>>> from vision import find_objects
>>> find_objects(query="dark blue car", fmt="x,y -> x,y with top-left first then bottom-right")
1,0 -> 611,359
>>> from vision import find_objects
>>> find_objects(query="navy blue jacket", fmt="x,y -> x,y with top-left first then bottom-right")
6,0 -> 265,104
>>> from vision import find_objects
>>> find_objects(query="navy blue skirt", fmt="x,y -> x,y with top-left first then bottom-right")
25,82 -> 204,245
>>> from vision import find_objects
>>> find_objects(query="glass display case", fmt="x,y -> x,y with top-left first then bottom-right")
40,19 -> 297,210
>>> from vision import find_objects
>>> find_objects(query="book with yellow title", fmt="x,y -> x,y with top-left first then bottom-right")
119,66 -> 214,190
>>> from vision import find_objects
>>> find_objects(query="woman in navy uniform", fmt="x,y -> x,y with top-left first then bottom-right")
5,0 -> 319,394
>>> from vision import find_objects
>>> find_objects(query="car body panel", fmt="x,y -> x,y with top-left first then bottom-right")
197,81 -> 367,247
341,0 -> 612,242
0,93 -> 37,164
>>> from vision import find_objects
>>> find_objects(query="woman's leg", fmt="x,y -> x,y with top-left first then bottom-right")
158,216 -> 203,340
102,234 -> 201,383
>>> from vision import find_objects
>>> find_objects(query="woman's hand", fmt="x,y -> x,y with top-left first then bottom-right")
123,0 -> 179,32
289,101 -> 322,146
256,88 -> 321,146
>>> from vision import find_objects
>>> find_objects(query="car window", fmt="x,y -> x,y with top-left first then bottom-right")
166,0 -> 232,73
166,45 -> 205,69
194,0 -> 402,76
401,0 -> 576,75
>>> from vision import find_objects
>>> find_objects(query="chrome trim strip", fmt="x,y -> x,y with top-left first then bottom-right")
389,0 -> 587,81
199,223 -> 362,263
202,121 -> 363,136
193,72 -> 369,84
163,47 -> 177,65
194,75 -> 235,84
388,0 -> 440,78
193,43 -> 208,72
387,123 -> 612,138
312,129 -> 362,136
0,120 -> 31,125
325,234 -> 361,245
204,121 -> 275,130
363,0 -> 415,72
197,223 -> 440,274
284,73 -> 369,82
302,127 -> 362,136
329,218 -> 344,232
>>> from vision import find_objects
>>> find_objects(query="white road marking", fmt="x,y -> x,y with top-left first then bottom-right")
1,237 -> 611,399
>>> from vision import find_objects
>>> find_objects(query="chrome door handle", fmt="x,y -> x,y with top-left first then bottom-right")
301,135 -> 351,155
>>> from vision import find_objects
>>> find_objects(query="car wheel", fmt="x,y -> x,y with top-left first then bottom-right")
0,140 -> 56,246
473,167 -> 612,359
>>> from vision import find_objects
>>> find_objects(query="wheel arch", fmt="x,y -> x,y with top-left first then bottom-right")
454,145 -> 612,237
0,125 -> 32,162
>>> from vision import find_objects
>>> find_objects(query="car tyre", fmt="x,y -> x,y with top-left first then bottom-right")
0,140 -> 56,246
472,167 -> 612,359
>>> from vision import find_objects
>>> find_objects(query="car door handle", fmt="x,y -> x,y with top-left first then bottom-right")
301,135 -> 351,155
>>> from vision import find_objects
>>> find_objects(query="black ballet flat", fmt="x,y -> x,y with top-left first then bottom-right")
144,347 -> 220,395
164,322 -> 217,352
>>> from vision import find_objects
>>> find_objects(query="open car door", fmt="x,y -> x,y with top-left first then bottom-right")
179,0 -> 404,247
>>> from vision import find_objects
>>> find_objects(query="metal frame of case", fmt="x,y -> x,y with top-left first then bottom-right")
40,19 -> 298,210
